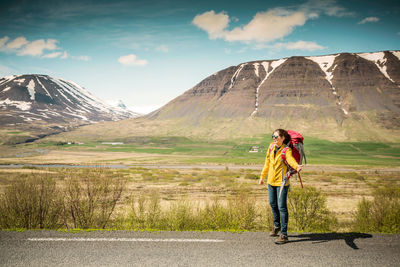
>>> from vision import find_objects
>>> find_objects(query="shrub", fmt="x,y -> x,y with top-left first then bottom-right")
288,186 -> 337,232
198,198 -> 230,230
127,191 -> 163,229
0,173 -> 63,229
125,192 -> 269,231
353,186 -> 400,233
166,200 -> 196,230
64,169 -> 126,229
227,194 -> 258,230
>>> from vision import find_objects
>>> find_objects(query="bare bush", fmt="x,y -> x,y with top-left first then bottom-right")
64,169 -> 126,229
0,173 -> 63,229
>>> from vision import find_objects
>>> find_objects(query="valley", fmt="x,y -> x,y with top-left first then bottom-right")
1,50 -> 399,233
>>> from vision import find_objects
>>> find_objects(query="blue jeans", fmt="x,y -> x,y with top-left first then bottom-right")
268,184 -> 289,236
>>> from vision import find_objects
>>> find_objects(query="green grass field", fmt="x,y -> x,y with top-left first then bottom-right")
28,135 -> 400,166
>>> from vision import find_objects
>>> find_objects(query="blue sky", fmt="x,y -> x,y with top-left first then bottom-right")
0,0 -> 399,113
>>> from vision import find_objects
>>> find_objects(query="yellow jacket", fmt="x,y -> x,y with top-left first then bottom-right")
260,143 -> 299,186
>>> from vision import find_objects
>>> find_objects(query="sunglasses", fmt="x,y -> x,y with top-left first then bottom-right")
272,134 -> 279,139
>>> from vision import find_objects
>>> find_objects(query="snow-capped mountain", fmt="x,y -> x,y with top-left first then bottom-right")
148,50 -> 400,139
0,74 -> 139,126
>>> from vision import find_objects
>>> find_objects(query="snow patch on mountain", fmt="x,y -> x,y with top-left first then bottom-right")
307,54 -> 349,115
307,55 -> 338,91
59,78 -> 111,113
14,78 -> 25,85
391,51 -> 400,61
229,63 -> 247,90
26,79 -> 36,100
358,52 -> 395,83
0,76 -> 17,87
48,77 -> 109,114
270,59 -> 286,72
251,59 -> 287,116
35,76 -> 52,98
307,55 -> 337,82
63,111 -> 89,121
252,62 -> 269,116
0,98 -> 31,110
253,63 -> 260,77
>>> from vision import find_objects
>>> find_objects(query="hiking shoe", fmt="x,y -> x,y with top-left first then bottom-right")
269,227 -> 280,237
274,234 -> 289,244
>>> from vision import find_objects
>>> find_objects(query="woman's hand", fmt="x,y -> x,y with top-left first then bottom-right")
258,178 -> 264,185
297,165 -> 303,172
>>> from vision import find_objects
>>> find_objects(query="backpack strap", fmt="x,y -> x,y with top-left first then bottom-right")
280,147 -> 291,181
267,143 -> 275,160
281,147 -> 296,179
281,147 -> 288,164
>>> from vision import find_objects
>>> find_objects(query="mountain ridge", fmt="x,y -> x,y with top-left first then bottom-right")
143,50 -> 400,141
3,50 -> 400,144
0,74 -> 139,144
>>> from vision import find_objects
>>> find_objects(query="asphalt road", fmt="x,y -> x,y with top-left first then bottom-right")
1,231 -> 399,266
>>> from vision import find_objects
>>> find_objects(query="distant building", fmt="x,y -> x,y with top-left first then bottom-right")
249,146 -> 260,153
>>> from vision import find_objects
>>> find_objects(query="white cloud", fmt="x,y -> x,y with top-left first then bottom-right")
0,36 -> 68,59
227,10 -> 306,43
18,39 -> 58,56
192,1 -> 353,44
156,44 -> 169,52
192,10 -> 230,39
6,36 -> 29,49
42,52 -> 62,58
358,17 -> 380,24
118,54 -> 148,66
274,40 -> 326,51
193,10 -> 306,43
0,36 -> 83,61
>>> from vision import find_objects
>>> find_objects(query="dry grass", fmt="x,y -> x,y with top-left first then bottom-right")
0,150 -> 168,165
0,165 -> 398,231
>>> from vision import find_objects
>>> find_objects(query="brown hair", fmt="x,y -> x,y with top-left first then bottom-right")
274,128 -> 291,145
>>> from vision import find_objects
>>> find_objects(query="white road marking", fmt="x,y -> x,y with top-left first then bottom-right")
27,237 -> 224,243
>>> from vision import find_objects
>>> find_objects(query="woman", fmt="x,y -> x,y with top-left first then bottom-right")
259,129 -> 303,244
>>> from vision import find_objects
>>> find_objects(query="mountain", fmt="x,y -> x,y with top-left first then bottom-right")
0,74 -> 139,144
146,50 -> 400,141
16,50 -> 400,144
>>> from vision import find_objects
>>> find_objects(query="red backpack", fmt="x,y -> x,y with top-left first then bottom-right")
282,130 -> 307,167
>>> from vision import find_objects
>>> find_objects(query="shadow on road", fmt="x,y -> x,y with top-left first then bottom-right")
288,233 -> 373,249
